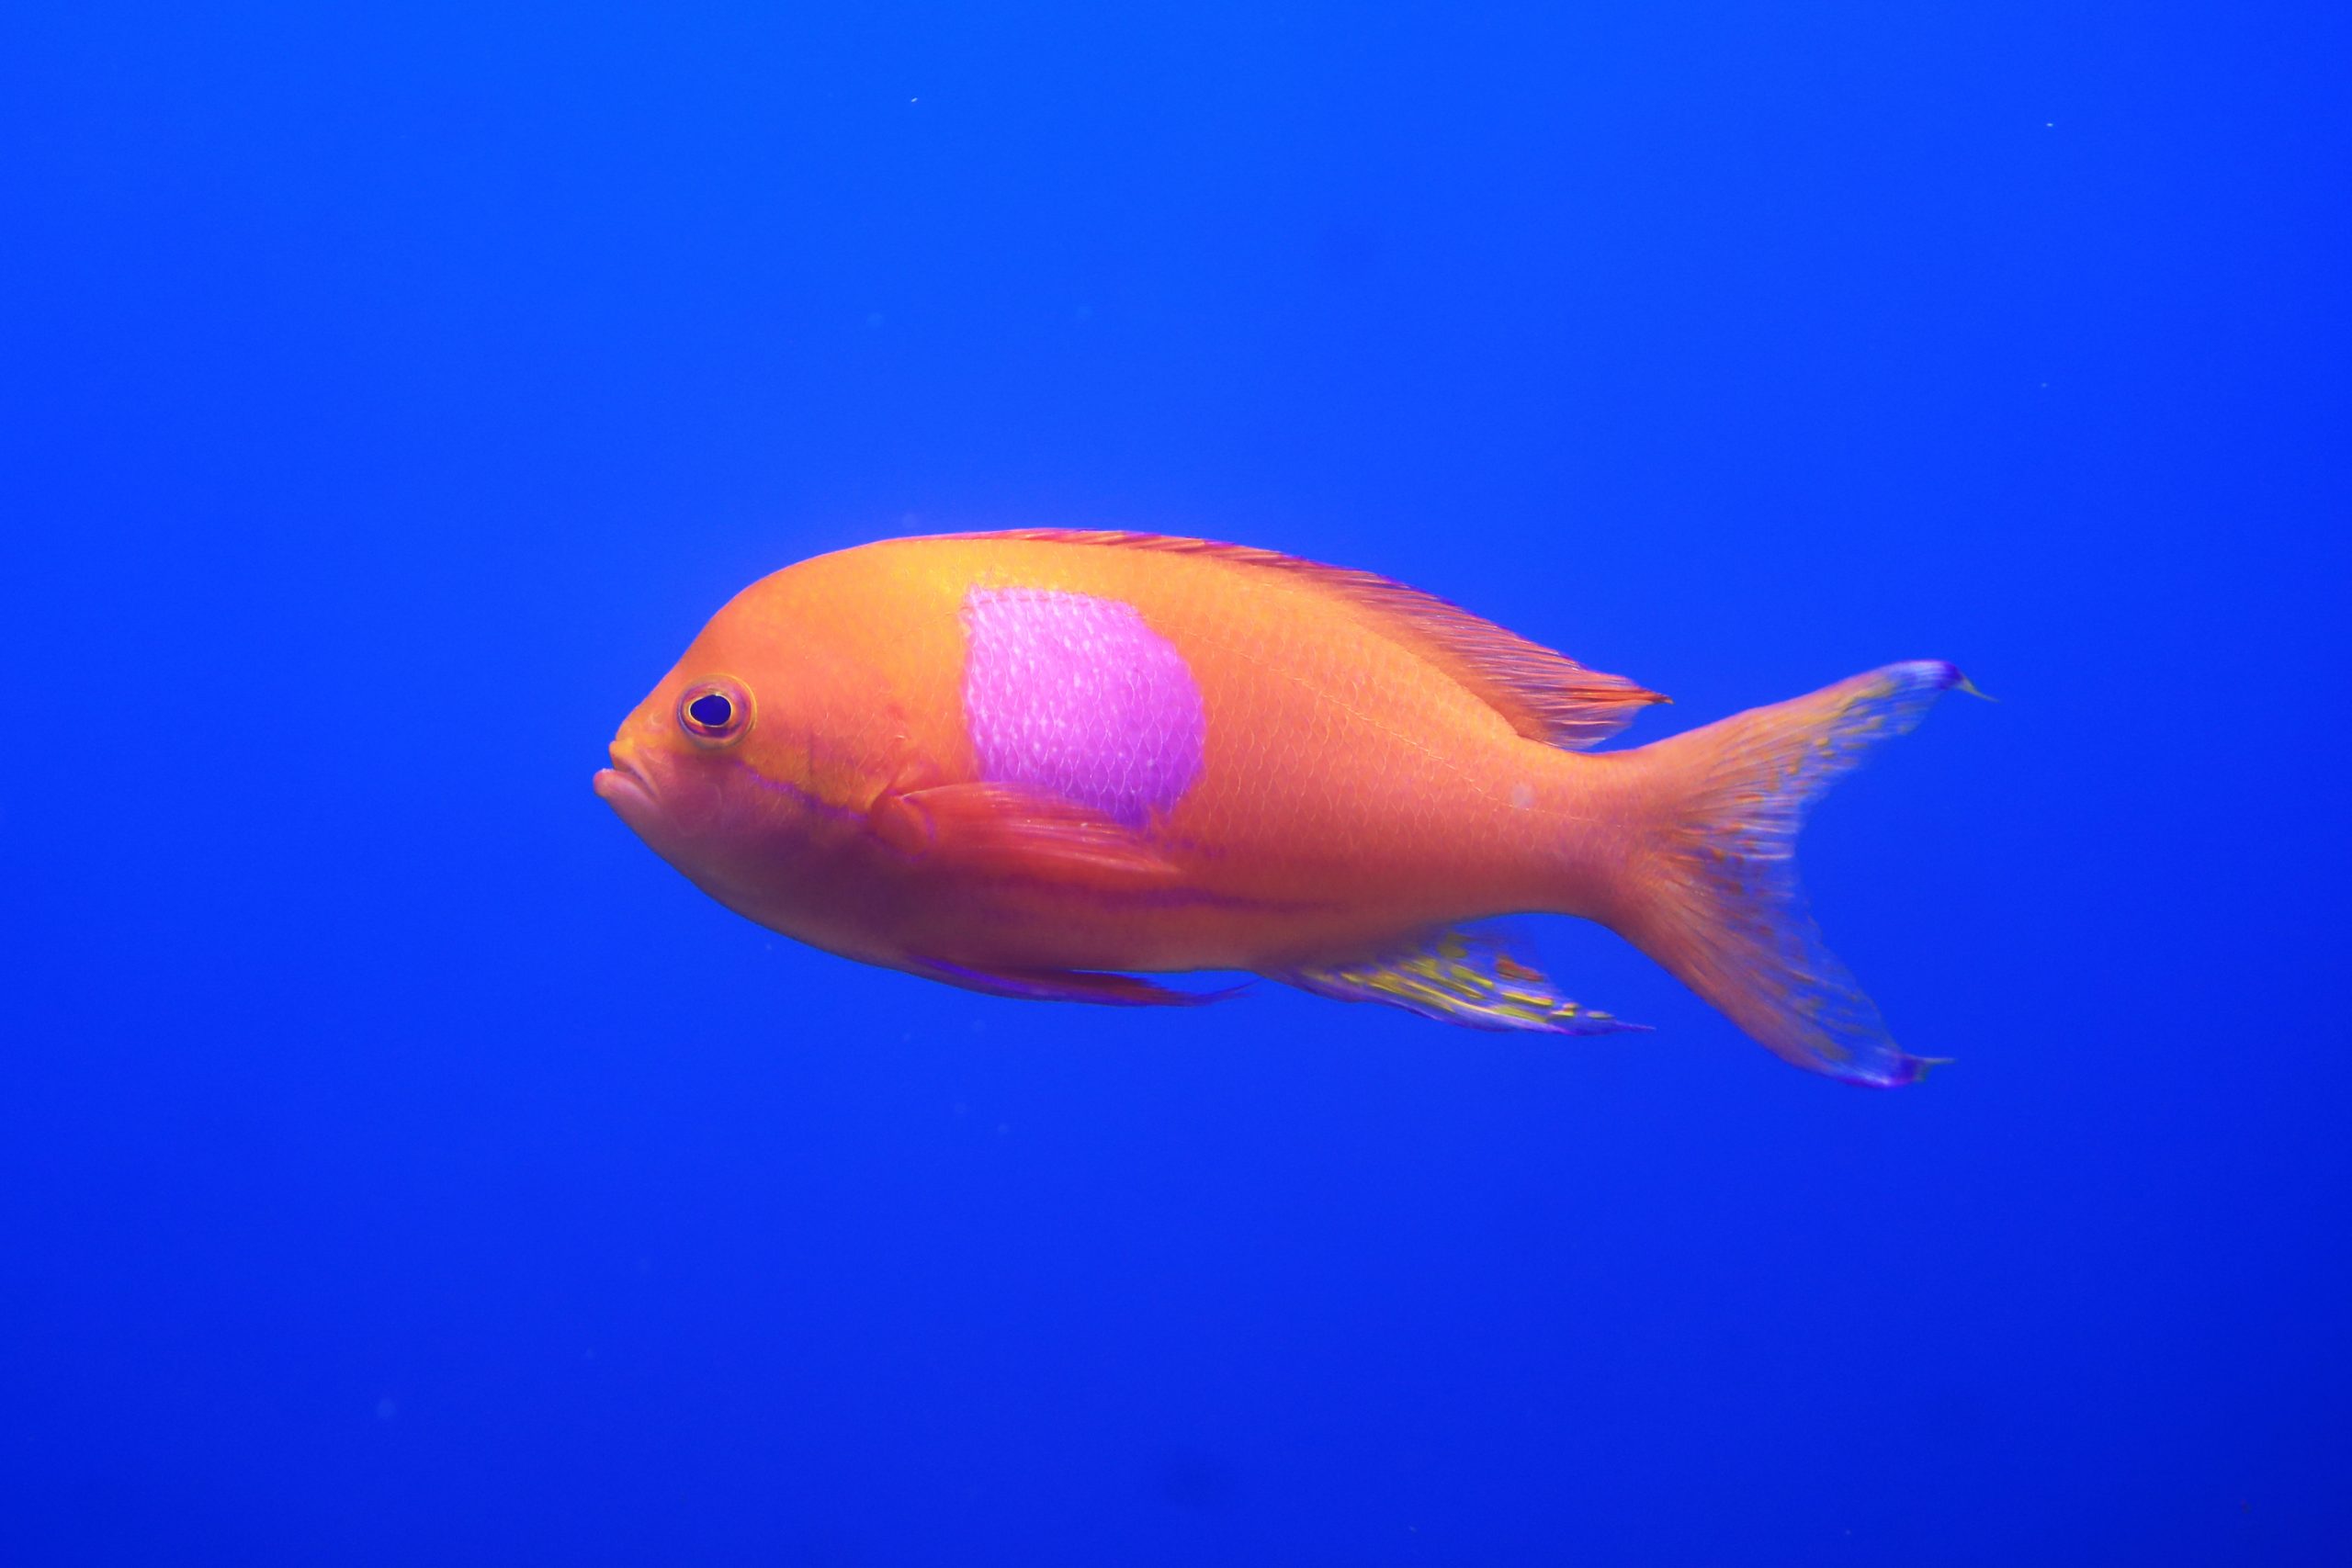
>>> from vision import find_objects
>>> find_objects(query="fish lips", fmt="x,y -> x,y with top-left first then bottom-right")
594,747 -> 659,819
594,744 -> 726,844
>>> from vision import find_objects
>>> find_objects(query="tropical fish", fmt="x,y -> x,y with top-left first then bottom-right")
595,530 -> 1968,1086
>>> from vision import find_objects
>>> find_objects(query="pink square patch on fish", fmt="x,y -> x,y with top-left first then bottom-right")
961,586 -> 1206,829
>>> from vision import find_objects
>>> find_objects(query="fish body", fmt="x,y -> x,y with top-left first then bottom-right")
597,531 -> 1965,1086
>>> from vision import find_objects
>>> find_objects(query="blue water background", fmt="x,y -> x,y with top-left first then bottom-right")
4,3 -> 2346,1562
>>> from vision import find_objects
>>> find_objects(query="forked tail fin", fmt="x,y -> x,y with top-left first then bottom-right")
1612,660 -> 1969,1088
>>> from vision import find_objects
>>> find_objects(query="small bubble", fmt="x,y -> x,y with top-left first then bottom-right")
376,1397 -> 399,1421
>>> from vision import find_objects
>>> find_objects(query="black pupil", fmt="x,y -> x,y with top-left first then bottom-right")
688,693 -> 734,729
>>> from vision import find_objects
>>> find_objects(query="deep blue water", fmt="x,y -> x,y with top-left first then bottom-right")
5,3 -> 2347,1563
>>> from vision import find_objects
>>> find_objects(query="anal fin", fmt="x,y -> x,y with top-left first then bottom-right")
1273,929 -> 1643,1036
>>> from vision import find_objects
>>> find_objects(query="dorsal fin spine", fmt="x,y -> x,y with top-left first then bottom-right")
922,529 -> 1667,750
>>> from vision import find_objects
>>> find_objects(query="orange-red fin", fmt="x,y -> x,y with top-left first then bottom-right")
869,779 -> 1182,889
1272,928 -> 1645,1036
908,957 -> 1237,1007
1612,660 -> 1968,1088
929,528 -> 1667,749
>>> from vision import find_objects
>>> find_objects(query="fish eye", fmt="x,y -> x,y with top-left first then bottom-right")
678,678 -> 752,747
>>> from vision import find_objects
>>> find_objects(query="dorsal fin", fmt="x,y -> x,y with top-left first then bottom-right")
931,529 -> 1666,750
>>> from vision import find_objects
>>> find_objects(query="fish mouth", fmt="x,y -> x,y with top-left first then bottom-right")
594,747 -> 657,811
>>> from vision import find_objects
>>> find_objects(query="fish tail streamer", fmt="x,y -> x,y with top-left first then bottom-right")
1607,660 -> 1970,1088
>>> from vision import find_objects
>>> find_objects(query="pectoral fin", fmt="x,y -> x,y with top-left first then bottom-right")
869,779 -> 1182,889
1273,929 -> 1644,1036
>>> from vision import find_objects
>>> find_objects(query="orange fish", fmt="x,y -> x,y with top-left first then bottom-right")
596,531 -> 1968,1086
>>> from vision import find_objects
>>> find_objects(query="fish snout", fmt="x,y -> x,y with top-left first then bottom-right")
594,741 -> 659,814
